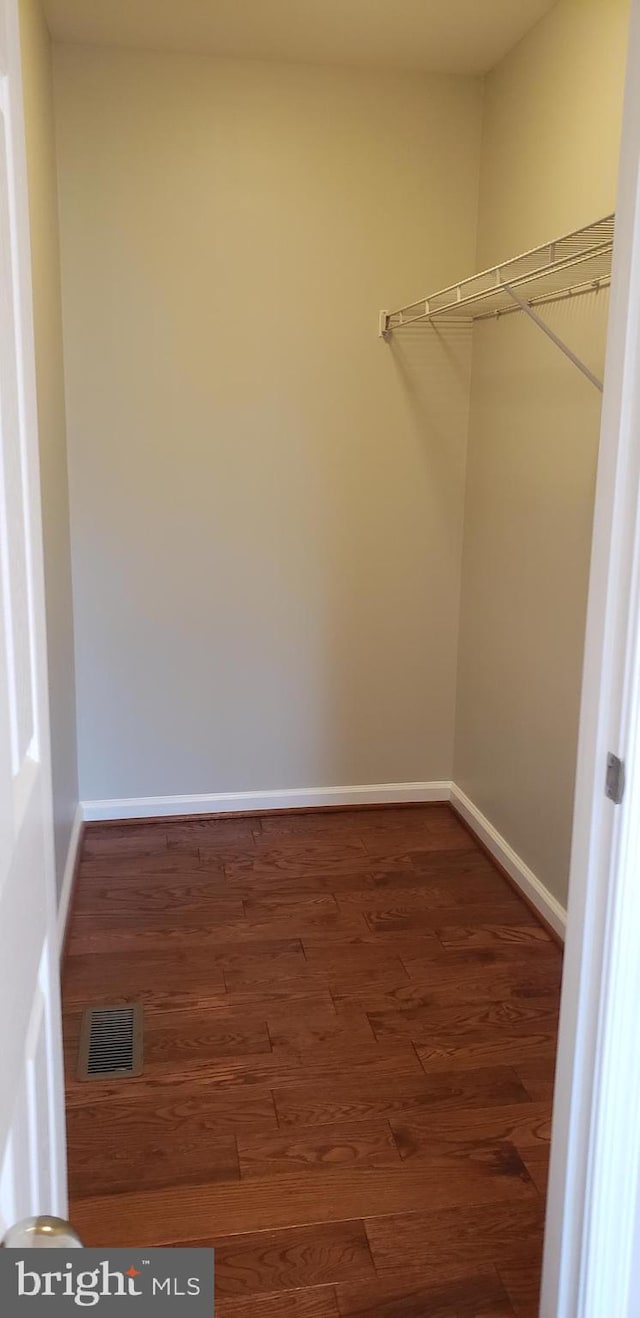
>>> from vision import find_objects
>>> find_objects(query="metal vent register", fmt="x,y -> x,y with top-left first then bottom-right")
77,1004 -> 143,1080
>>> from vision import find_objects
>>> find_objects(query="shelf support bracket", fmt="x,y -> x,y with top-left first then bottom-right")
378,310 -> 390,339
501,281 -> 604,392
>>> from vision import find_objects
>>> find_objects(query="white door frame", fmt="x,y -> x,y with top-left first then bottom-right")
542,0 -> 640,1312
0,0 -> 639,1284
0,0 -> 67,1231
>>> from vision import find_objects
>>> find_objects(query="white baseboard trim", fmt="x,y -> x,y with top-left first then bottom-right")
56,802 -> 84,950
450,784 -> 567,940
79,779 -> 566,939
81,780 -> 452,823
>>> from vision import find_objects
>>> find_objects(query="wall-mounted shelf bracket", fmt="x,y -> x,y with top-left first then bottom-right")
378,310 -> 390,339
502,282 -> 604,392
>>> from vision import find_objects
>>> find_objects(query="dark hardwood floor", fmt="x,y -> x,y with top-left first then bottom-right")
62,804 -> 562,1316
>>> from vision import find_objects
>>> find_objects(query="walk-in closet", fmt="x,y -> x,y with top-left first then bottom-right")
0,1 -> 633,1313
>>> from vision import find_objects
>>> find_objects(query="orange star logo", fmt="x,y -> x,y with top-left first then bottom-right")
126,1266 -> 141,1278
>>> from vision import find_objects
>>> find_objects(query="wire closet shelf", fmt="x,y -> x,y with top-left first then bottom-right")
379,215 -> 614,336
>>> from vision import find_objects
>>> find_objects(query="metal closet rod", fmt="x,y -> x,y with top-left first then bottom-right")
472,274 -> 611,321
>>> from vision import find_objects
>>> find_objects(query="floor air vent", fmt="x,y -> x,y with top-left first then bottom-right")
77,1004 -> 143,1081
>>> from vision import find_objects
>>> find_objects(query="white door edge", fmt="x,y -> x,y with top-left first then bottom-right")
541,1 -> 640,1312
0,0 -> 67,1232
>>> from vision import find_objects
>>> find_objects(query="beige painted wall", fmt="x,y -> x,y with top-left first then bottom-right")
53,46 -> 482,801
20,0 -> 78,898
455,0 -> 630,906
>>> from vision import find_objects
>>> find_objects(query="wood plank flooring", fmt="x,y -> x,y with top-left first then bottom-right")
62,804 -> 562,1316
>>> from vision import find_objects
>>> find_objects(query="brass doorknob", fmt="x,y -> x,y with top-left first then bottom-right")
2,1217 -> 83,1248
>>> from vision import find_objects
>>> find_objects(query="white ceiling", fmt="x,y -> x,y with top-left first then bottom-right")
42,0 -> 559,76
